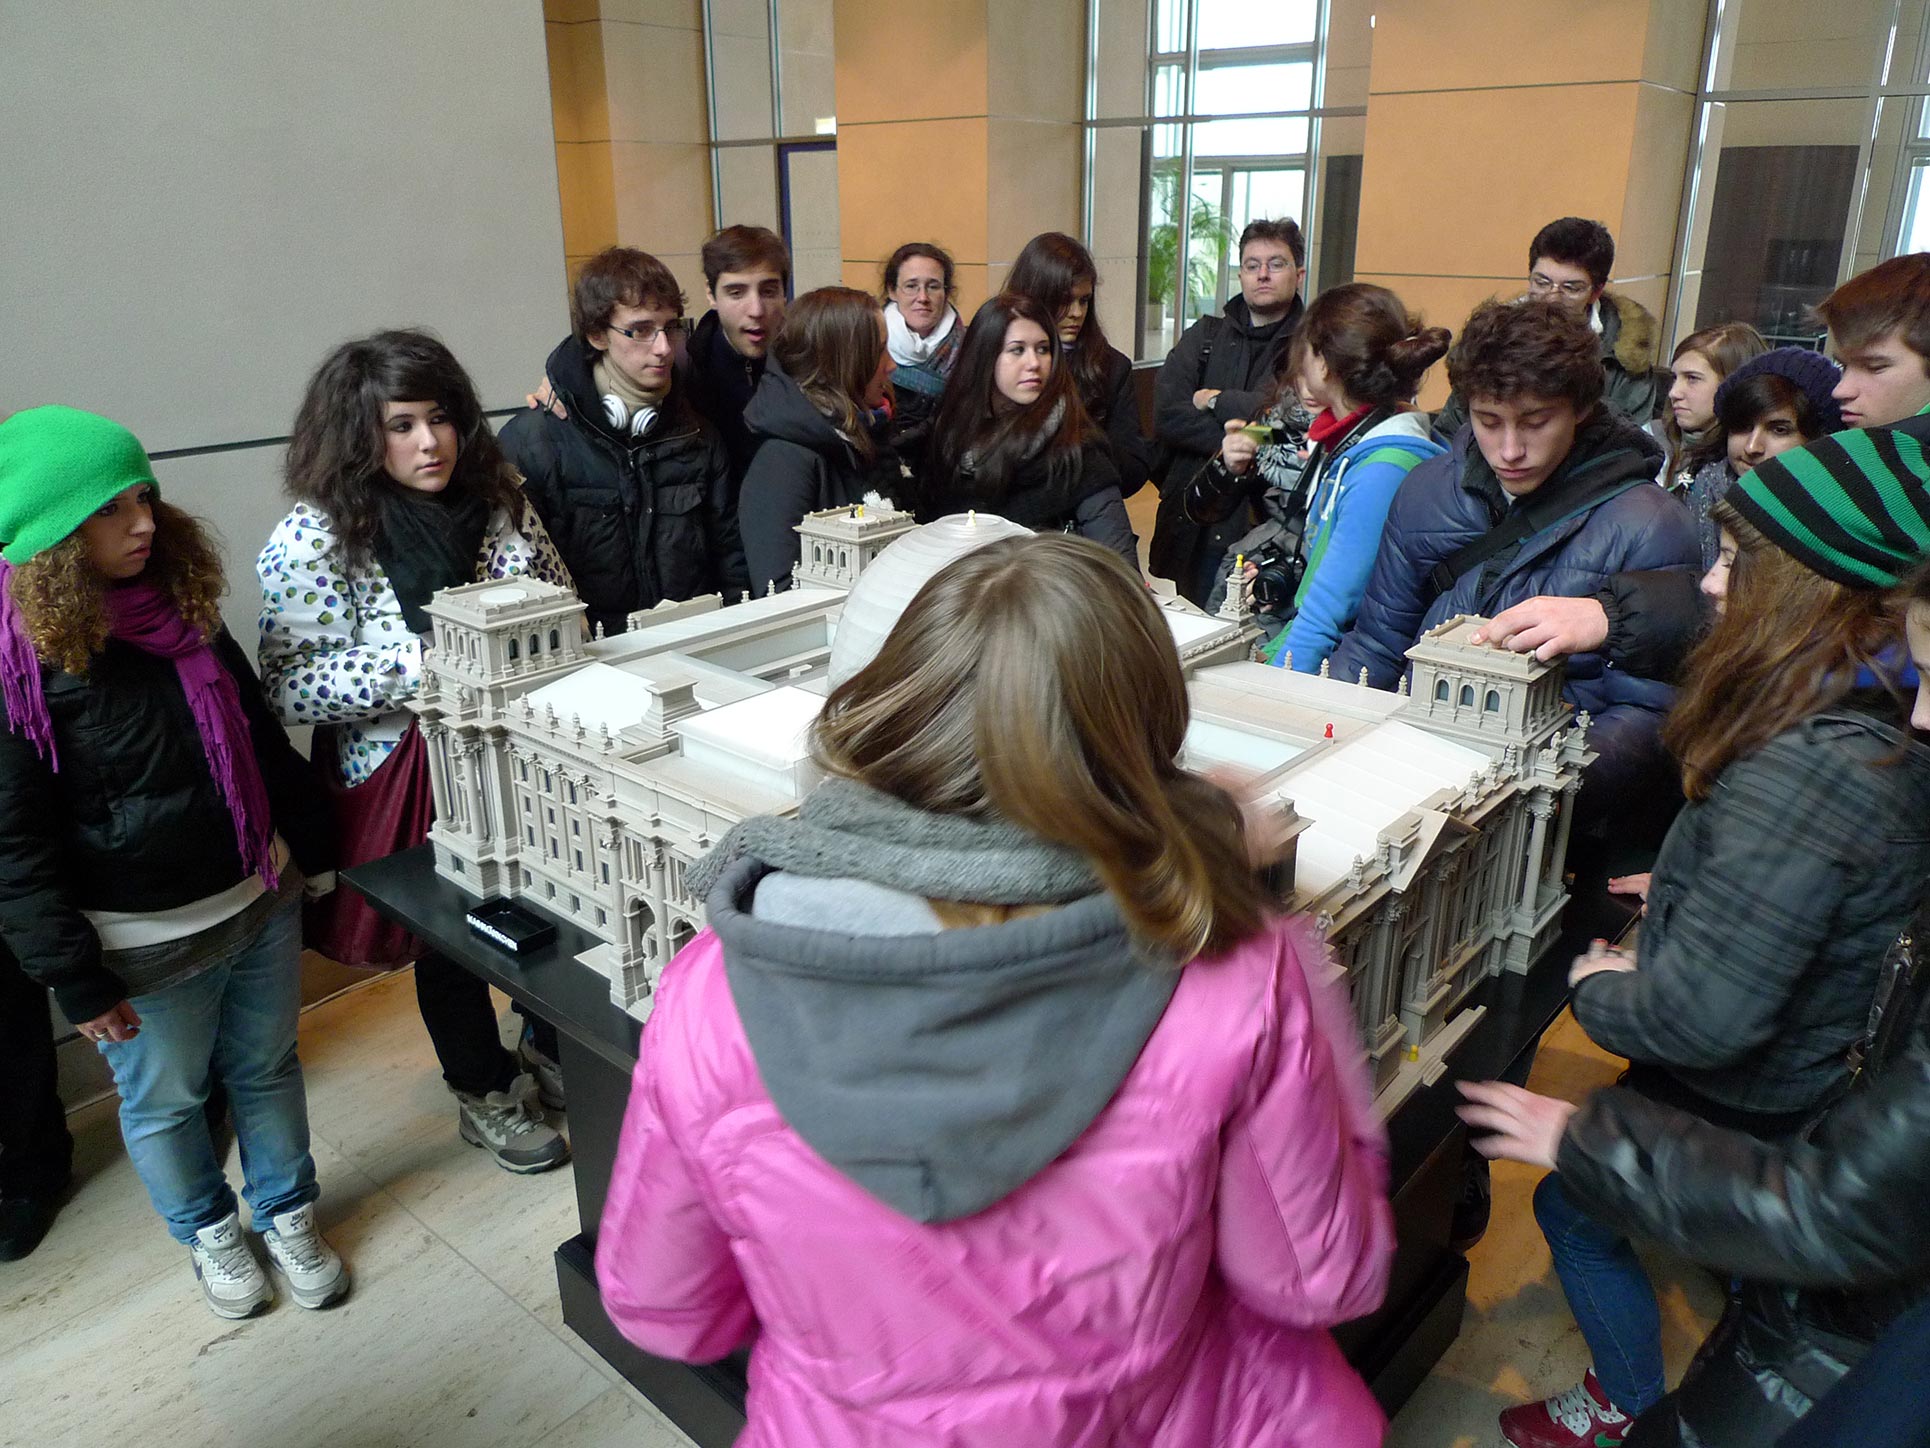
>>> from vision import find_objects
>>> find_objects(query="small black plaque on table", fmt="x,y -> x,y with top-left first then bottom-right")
466,897 -> 557,955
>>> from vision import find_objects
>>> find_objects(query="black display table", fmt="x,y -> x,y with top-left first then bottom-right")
345,845 -> 1582,1446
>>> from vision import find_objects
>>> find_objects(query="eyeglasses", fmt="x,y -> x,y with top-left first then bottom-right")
1528,273 -> 1593,300
606,318 -> 688,345
895,280 -> 947,296
1241,257 -> 1296,276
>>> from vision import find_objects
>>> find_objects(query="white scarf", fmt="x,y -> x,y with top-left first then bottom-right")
885,301 -> 959,367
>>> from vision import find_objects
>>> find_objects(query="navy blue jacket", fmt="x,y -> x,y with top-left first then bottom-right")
1330,411 -> 1699,732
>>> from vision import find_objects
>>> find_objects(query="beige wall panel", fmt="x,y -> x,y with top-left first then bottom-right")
611,141 -> 715,256
654,252 -> 709,309
1614,83 -> 1695,280
716,145 -> 782,234
1352,273 -> 1516,408
710,0 -> 772,40
1355,85 -> 1641,280
1371,1 -> 1651,93
1641,0 -> 1707,92
1089,127 -> 1145,263
781,49 -> 839,134
546,20 -> 606,144
1091,0 -> 1152,118
711,29 -> 777,140
956,264 -> 998,317
1325,64 -> 1370,110
599,0 -> 703,26
557,142 -> 619,256
1717,95 -> 1868,147
838,120 -> 991,262
987,119 -> 1083,265
545,0 -> 598,22
834,0 -> 988,123
1093,254 -> 1141,357
1321,113 -> 1368,154
987,0 -> 1084,122
793,249 -> 845,294
841,259 -> 883,293
602,19 -> 710,144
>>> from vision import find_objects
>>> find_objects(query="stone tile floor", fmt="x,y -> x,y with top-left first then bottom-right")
3,970 -> 1715,1447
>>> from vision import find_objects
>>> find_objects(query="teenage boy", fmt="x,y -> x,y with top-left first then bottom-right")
1332,298 -> 1698,863
502,246 -> 747,637
1436,217 -> 1668,436
1150,217 -> 1307,605
683,225 -> 792,490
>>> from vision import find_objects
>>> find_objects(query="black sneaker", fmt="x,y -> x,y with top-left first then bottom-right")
1450,1151 -> 1492,1253
0,1189 -> 65,1262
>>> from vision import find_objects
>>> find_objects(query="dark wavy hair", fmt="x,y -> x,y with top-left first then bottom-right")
921,293 -> 1098,505
283,330 -> 523,568
571,247 -> 685,341
1007,232 -> 1118,424
1447,298 -> 1604,413
1714,371 -> 1829,450
1288,283 -> 1450,409
9,494 -> 224,676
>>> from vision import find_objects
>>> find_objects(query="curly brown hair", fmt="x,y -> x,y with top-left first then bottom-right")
1447,298 -> 1604,413
8,496 -> 225,675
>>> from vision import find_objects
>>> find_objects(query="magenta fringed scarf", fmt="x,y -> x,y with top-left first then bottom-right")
0,561 -> 279,889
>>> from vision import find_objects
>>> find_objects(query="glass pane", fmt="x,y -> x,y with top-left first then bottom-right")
776,0 -> 835,137
1184,170 -> 1230,329
1153,0 -> 1187,54
1685,99 -> 1864,345
1193,116 -> 1310,158
1194,61 -> 1313,115
1718,0 -> 1898,92
1196,0 -> 1317,50
1153,60 -> 1187,117
1851,94 -> 1921,275
1901,164 -> 1930,253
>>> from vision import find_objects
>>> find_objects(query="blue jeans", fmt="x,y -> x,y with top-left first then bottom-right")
99,894 -> 318,1243
1535,1171 -> 1666,1415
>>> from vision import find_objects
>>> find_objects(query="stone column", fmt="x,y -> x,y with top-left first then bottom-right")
543,0 -> 715,302
1351,0 -> 1708,407
831,0 -> 1085,312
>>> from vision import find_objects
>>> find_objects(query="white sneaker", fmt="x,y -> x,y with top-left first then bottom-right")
190,1212 -> 274,1319
261,1204 -> 350,1309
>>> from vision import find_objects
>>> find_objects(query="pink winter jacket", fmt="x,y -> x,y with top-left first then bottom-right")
595,912 -> 1394,1447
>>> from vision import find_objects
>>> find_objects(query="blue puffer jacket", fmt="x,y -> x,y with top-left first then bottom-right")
1330,412 -> 1700,732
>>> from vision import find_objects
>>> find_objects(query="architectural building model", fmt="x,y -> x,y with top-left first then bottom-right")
411,503 -> 1590,1112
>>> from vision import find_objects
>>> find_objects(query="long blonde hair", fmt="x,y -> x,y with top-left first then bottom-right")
813,533 -> 1269,960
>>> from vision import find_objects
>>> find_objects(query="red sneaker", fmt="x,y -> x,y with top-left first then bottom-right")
1499,1370 -> 1632,1448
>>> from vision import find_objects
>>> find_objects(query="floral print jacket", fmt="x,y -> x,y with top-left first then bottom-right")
256,496 -> 574,787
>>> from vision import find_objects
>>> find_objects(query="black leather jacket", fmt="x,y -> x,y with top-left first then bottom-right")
1557,901 -> 1930,1445
0,629 -> 334,1022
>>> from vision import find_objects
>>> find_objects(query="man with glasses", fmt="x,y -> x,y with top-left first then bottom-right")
503,246 -> 747,637
1151,217 -> 1308,606
1436,217 -> 1668,438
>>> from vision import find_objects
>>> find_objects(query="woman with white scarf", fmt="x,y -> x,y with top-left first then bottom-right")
879,242 -> 963,473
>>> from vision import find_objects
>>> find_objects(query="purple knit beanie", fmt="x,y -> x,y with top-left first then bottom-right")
1714,347 -> 1844,435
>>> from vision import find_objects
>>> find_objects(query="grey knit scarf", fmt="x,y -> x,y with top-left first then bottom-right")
688,776 -> 1097,905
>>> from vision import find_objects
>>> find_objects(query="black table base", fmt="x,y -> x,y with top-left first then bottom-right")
346,845 -> 1581,1446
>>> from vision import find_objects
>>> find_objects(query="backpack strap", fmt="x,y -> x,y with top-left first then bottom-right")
1422,469 -> 1654,609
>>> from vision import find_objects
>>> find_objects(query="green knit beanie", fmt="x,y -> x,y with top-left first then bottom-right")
0,406 -> 160,565
1729,425 -> 1930,589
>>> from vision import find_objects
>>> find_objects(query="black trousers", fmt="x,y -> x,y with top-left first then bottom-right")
0,947 -> 74,1199
412,949 -> 558,1098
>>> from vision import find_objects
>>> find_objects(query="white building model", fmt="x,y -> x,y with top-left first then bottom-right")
412,504 -> 1589,1112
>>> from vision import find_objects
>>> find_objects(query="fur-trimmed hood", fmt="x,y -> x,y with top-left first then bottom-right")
1601,290 -> 1660,375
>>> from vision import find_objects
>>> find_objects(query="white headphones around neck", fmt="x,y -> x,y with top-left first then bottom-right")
602,395 -> 658,438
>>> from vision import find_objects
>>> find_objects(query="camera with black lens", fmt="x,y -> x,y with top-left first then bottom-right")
1245,537 -> 1306,614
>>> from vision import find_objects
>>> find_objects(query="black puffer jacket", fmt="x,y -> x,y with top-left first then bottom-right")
680,309 -> 767,489
1557,900 -> 1930,1447
0,629 -> 334,1022
738,363 -> 904,594
502,335 -> 748,635
913,437 -> 1139,567
1088,346 -> 1156,494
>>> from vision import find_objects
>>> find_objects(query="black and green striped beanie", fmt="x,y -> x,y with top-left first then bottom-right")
1729,424 -> 1930,589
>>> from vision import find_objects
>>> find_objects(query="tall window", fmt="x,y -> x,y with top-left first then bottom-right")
1671,1 -> 1930,345
1085,0 -> 1367,360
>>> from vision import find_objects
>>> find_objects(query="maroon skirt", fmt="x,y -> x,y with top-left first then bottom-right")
305,723 -> 433,968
